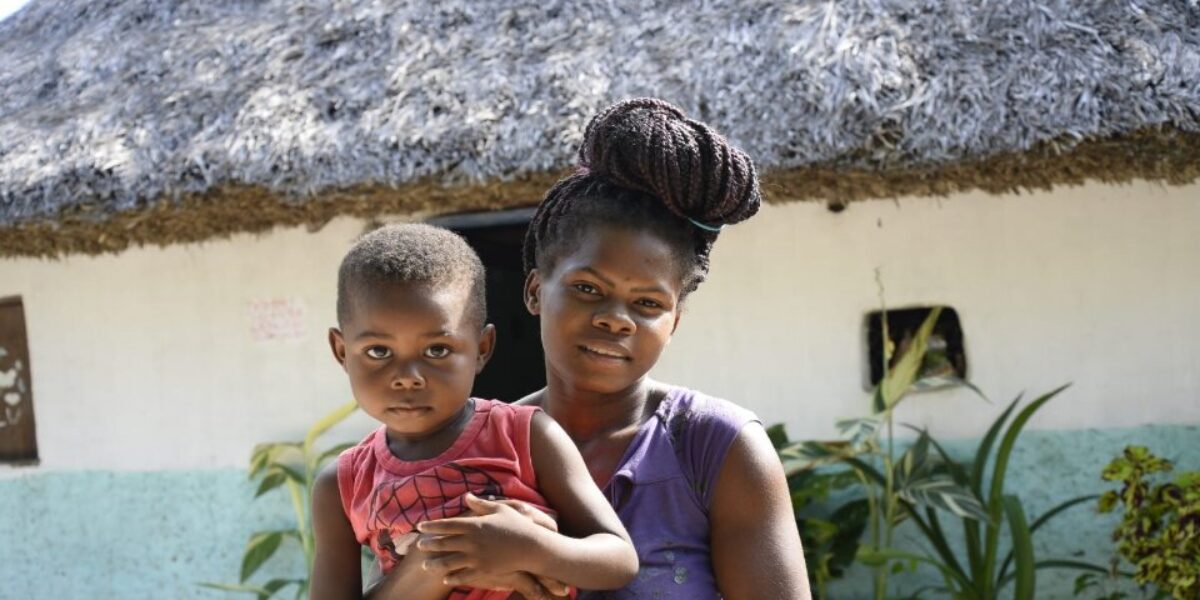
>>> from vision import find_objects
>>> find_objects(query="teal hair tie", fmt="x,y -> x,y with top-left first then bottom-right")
687,217 -> 724,233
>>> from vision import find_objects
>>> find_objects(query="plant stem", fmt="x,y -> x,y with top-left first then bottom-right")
875,409 -> 898,600
286,479 -> 313,572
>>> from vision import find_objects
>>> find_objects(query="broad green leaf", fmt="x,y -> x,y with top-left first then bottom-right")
249,445 -> 272,478
911,425 -> 970,487
982,385 -> 1068,595
267,463 -> 306,486
803,517 -> 840,544
1074,573 -> 1098,595
781,441 -> 856,473
842,456 -> 887,486
898,476 -> 990,522
316,442 -> 356,470
879,307 -> 942,409
261,579 -> 303,598
249,443 -> 302,480
199,582 -> 272,597
996,559 -> 1115,588
989,386 -> 1068,508
971,397 -> 1020,496
836,417 -> 881,449
241,530 -> 286,582
902,506 -> 966,580
1003,495 -> 1035,600
897,431 -> 931,481
1028,494 -> 1098,534
265,445 -> 305,481
856,545 -> 972,590
254,471 -> 288,498
999,494 -> 1098,582
765,423 -> 790,449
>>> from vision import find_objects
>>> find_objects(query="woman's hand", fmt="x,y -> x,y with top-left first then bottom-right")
417,494 -> 570,598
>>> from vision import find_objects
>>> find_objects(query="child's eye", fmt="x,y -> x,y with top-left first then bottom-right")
636,298 -> 664,309
365,346 -> 392,359
573,283 -> 600,295
424,345 -> 452,359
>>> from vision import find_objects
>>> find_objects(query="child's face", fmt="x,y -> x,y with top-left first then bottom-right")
525,225 -> 683,396
329,282 -> 494,440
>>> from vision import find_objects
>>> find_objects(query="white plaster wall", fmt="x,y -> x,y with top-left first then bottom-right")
0,180 -> 1196,472
656,181 -> 1200,440
0,217 -> 379,473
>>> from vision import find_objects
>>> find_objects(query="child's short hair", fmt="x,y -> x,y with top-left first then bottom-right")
337,223 -> 486,328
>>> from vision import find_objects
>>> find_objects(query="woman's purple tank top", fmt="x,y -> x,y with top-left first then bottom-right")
580,386 -> 759,599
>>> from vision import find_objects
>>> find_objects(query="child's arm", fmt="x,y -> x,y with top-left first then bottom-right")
310,463 -> 453,600
415,411 -> 639,590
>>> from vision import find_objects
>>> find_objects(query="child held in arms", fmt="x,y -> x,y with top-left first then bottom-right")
310,224 -> 638,600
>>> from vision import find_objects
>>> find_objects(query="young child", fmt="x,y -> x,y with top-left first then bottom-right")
310,223 -> 638,600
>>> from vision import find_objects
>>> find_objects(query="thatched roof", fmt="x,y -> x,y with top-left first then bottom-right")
1,0 -> 1198,257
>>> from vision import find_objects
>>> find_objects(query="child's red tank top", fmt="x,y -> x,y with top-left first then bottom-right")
337,398 -> 553,599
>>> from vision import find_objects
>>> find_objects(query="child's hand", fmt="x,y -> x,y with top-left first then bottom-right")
474,494 -> 560,534
415,493 -> 569,596
459,495 -> 572,597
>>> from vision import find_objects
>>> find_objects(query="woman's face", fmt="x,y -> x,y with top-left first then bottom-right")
525,225 -> 684,396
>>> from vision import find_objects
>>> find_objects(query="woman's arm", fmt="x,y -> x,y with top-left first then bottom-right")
310,463 -> 452,600
417,411 -> 639,590
709,424 -> 813,600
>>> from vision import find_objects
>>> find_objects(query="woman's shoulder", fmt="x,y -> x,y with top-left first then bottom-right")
655,385 -> 759,436
653,385 -> 762,509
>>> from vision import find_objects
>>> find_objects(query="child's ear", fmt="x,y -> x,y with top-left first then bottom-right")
523,269 -> 542,316
475,324 -> 497,374
328,327 -> 348,369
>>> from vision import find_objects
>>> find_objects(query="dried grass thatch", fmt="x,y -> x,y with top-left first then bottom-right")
1,0 -> 1198,257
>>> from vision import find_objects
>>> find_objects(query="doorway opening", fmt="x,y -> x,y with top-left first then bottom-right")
429,209 -> 546,403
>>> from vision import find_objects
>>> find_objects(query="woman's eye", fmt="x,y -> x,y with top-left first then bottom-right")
573,283 -> 599,295
424,345 -> 451,359
365,346 -> 392,359
637,299 -> 663,309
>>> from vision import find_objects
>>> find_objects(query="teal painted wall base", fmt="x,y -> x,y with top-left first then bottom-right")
0,470 -> 305,600
1,423 -> 1196,599
825,424 -> 1200,600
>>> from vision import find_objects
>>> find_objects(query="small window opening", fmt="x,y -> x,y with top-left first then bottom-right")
0,296 -> 38,465
865,306 -> 967,390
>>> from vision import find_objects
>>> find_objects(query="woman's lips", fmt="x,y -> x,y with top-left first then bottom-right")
578,343 -> 631,361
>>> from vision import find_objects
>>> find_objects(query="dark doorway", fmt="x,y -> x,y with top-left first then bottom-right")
431,210 -> 546,403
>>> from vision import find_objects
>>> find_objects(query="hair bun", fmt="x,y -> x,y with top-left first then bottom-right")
578,98 -> 761,229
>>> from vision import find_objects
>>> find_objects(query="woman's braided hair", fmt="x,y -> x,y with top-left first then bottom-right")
522,98 -> 761,298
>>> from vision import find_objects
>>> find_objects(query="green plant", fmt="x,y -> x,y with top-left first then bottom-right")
1099,446 -> 1200,599
769,424 -> 869,598
781,307 -> 1104,599
202,400 -> 359,599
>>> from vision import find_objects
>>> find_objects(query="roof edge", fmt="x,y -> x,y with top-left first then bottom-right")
1,127 -> 1196,259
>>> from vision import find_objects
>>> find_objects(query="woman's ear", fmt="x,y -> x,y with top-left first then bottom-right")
475,324 -> 497,374
328,327 -> 348,368
523,269 -> 542,316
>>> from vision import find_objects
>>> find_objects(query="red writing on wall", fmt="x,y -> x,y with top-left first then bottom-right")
248,298 -> 307,342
